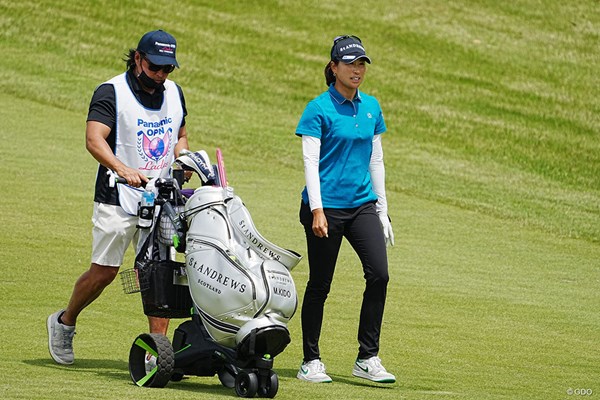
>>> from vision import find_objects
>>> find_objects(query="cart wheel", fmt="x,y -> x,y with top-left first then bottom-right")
235,370 -> 259,398
259,371 -> 278,398
129,333 -> 174,388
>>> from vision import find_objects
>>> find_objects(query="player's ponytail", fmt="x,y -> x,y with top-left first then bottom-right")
324,61 -> 337,86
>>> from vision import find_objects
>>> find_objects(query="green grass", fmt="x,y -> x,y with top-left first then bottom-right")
0,1 -> 598,399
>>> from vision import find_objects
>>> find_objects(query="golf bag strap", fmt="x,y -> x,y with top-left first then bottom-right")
227,195 -> 302,270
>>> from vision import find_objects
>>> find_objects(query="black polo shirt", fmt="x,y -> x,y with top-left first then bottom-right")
87,69 -> 188,205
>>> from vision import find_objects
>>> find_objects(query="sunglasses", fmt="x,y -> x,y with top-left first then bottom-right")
143,56 -> 175,74
333,35 -> 362,45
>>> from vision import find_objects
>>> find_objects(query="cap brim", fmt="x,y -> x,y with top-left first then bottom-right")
340,54 -> 371,64
145,54 -> 179,67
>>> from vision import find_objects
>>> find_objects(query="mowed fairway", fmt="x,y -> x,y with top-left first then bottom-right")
0,1 -> 598,399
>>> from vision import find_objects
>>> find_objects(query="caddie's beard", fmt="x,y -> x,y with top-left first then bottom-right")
137,70 -> 164,90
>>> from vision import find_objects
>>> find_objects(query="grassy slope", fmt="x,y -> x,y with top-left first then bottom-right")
2,0 -> 598,241
0,1 -> 598,399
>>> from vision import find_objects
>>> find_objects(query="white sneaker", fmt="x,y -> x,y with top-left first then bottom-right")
352,356 -> 396,383
145,352 -> 157,373
297,359 -> 332,383
47,310 -> 76,365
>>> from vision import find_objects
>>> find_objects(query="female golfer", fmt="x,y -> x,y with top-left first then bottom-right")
295,35 -> 396,384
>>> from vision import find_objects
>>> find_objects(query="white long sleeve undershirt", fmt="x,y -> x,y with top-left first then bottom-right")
369,134 -> 388,215
302,136 -> 322,211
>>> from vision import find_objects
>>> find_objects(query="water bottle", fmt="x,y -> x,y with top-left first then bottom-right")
138,189 -> 155,228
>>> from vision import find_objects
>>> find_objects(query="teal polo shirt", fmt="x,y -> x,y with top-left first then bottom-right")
296,84 -> 387,209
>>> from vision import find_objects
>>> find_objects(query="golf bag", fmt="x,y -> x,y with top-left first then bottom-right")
124,149 -> 301,398
184,185 -> 300,350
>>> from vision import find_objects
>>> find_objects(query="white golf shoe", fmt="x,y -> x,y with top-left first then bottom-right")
297,359 -> 332,383
352,356 -> 396,383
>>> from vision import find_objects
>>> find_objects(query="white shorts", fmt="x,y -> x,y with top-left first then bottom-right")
91,202 -> 141,267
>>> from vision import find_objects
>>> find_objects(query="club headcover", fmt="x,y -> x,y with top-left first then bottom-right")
176,150 -> 216,185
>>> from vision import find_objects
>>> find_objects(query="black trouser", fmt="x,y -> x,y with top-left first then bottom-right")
299,200 -> 389,362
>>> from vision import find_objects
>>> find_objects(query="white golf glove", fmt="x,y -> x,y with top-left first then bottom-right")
378,213 -> 395,247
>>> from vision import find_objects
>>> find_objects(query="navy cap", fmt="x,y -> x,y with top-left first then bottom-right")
330,35 -> 371,64
137,30 -> 179,67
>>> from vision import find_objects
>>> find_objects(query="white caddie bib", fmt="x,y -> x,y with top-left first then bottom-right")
107,73 -> 183,215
